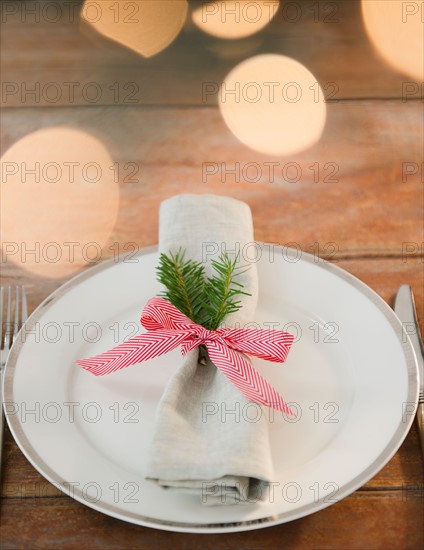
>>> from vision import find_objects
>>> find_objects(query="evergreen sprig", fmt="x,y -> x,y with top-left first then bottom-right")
156,248 -> 251,330
156,249 -> 206,322
202,254 -> 251,330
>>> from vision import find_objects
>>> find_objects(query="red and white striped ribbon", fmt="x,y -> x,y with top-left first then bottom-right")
76,297 -> 295,414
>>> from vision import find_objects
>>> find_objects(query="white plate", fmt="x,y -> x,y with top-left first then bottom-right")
4,245 -> 418,533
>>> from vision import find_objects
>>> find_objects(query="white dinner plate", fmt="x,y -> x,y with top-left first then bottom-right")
3,245 -> 418,533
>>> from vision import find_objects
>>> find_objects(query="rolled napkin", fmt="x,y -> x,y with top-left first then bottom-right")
145,194 -> 275,505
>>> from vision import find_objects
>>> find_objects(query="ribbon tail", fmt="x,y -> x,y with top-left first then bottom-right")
206,342 -> 295,416
221,328 -> 294,363
76,329 -> 188,376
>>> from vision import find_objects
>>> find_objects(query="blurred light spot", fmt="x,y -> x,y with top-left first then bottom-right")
218,54 -> 327,156
80,0 -> 188,57
192,0 -> 279,39
362,0 -> 423,80
1,128 -> 119,278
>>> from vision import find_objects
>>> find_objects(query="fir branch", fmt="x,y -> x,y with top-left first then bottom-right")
156,249 -> 206,323
202,253 -> 251,330
156,249 -> 251,331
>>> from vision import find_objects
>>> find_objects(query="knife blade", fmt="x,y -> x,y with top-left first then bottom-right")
394,285 -> 424,456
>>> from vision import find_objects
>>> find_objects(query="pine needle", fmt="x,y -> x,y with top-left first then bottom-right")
203,253 -> 251,330
156,249 -> 206,323
156,249 -> 251,329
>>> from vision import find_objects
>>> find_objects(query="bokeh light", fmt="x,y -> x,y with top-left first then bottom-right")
218,54 -> 327,156
1,128 -> 119,278
361,0 -> 423,81
192,0 -> 279,39
80,0 -> 188,57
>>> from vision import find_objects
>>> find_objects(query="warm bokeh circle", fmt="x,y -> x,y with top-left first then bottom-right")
1,127 -> 120,278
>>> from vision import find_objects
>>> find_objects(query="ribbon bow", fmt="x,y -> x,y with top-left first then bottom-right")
76,297 -> 294,414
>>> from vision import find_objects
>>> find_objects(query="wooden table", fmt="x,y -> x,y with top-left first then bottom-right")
1,1 -> 423,548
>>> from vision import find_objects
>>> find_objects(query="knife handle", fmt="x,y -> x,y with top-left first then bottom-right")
417,402 -> 424,458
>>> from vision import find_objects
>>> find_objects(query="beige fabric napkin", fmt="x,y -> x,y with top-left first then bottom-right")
145,194 -> 274,505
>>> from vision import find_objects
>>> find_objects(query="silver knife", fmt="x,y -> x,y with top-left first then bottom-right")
394,285 -> 424,456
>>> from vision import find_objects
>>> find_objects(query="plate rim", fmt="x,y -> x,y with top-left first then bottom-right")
3,244 -> 419,533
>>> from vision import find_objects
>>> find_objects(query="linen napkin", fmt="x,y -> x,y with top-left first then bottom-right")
145,194 -> 274,505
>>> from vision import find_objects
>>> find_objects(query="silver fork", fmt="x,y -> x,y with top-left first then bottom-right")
0,285 -> 27,478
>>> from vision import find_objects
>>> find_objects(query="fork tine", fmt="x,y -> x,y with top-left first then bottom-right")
22,286 -> 28,323
0,286 -> 28,350
5,286 -> 12,349
12,286 -> 20,341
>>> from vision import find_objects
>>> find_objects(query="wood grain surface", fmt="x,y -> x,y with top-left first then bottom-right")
1,0 -> 423,548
